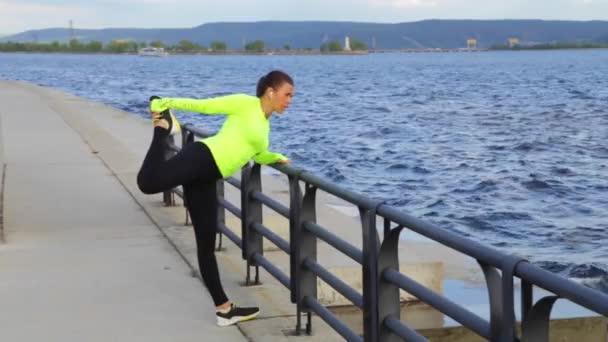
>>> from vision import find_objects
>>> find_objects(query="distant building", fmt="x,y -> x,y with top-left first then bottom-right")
467,39 -> 477,49
344,36 -> 351,51
508,38 -> 520,47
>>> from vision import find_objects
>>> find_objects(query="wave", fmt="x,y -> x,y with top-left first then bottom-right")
323,166 -> 346,182
426,199 -> 447,208
568,89 -> 595,100
323,92 -> 340,97
364,106 -> 392,113
487,145 -> 507,151
386,163 -> 409,171
522,178 -> 552,191
453,179 -> 498,194
513,141 -> 551,152
550,167 -> 575,176
412,166 -> 431,174
534,261 -> 608,292
522,176 -> 574,197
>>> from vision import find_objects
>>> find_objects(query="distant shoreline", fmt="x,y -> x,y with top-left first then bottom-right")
1,47 -> 607,55
0,50 -> 369,56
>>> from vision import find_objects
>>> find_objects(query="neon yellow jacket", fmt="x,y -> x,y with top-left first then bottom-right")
151,94 -> 287,178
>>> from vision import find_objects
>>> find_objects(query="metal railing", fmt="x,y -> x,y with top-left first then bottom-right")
162,123 -> 608,342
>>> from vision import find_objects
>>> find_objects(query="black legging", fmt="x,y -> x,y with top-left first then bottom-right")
137,127 -> 229,307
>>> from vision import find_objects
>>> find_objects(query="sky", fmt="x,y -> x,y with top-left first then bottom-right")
1,0 -> 608,34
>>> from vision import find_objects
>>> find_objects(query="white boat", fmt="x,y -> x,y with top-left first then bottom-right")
138,47 -> 169,57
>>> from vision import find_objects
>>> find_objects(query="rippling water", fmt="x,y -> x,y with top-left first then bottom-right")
1,51 -> 607,290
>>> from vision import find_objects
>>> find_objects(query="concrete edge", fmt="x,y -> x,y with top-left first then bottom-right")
417,316 -> 608,342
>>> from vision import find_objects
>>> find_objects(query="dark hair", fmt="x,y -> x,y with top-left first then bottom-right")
256,70 -> 294,97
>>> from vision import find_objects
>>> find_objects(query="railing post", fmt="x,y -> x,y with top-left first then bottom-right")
500,257 -> 526,342
521,295 -> 559,342
216,179 -> 225,251
478,262 -> 504,341
288,170 -> 305,304
478,256 -> 525,342
294,181 -> 318,335
240,164 -> 250,260
383,218 -> 390,240
361,203 -> 381,342
242,163 -> 263,285
162,134 -> 176,206
521,279 -> 533,322
377,225 -> 405,342
182,128 -> 195,225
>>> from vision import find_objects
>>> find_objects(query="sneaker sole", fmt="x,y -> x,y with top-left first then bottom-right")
216,311 -> 260,327
169,111 -> 181,135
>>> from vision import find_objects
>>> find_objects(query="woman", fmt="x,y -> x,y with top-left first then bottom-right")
137,70 -> 293,326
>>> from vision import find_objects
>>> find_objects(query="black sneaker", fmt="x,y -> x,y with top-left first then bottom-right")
149,95 -> 181,135
216,303 -> 260,327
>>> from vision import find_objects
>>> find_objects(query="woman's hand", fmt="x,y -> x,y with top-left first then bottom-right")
276,159 -> 290,165
150,111 -> 162,122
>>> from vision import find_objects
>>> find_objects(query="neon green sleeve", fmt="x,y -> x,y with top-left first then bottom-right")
150,94 -> 246,115
252,151 -> 288,165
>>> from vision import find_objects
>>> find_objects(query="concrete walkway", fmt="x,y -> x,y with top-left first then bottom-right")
0,81 -> 247,341
1,81 -> 604,342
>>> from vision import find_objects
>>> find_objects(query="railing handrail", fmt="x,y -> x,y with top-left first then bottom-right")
162,123 -> 608,342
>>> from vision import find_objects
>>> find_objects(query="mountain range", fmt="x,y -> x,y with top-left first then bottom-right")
3,20 -> 608,49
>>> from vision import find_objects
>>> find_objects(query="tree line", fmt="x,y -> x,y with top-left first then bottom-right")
0,37 -> 368,53
491,41 -> 608,50
0,39 -> 228,53
321,38 -> 367,52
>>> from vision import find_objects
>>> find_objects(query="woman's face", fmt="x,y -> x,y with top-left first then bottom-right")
271,82 -> 294,114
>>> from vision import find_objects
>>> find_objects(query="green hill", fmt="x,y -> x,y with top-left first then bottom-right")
2,20 -> 608,49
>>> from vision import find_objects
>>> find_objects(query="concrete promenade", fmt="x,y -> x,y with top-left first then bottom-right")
1,81 -> 605,342
0,81 -> 248,341
0,80 -> 447,341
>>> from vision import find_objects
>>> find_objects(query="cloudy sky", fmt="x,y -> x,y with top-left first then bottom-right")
1,0 -> 607,34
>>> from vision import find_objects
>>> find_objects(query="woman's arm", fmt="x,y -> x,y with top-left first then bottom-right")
252,150 -> 289,165
150,94 -> 246,115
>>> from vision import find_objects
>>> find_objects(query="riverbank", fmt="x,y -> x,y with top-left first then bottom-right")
4,46 -> 608,55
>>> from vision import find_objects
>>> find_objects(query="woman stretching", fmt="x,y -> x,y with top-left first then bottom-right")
137,70 -> 293,326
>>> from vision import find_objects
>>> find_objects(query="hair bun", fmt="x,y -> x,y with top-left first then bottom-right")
256,70 -> 293,97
